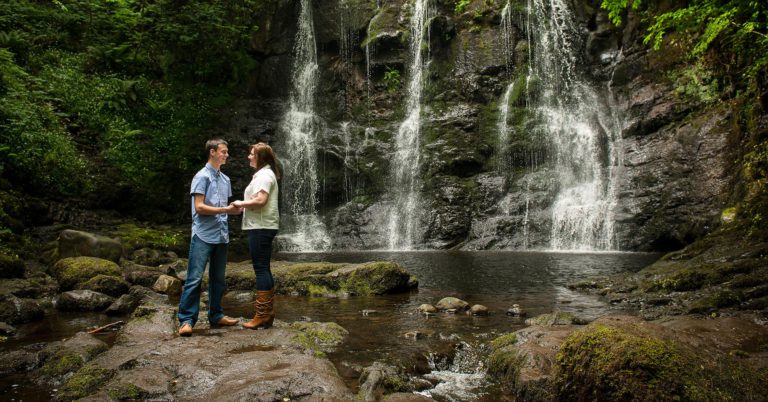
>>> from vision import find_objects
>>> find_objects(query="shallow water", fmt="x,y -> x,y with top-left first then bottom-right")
231,251 -> 661,398
1,251 -> 660,401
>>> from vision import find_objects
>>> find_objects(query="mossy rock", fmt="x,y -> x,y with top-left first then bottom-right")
107,383 -> 150,401
488,333 -> 525,385
56,365 -> 115,401
291,321 -> 348,355
553,322 -> 768,401
526,312 -> 574,326
39,350 -> 85,378
273,261 -> 415,296
111,223 -> 185,253
0,251 -> 25,278
52,257 -> 121,290
77,274 -> 130,297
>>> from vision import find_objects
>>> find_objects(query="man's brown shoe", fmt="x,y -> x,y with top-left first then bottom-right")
178,323 -> 193,337
213,316 -> 239,327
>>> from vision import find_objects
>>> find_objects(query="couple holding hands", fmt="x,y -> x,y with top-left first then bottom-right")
177,139 -> 280,337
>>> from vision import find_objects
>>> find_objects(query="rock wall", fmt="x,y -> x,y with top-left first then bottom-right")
220,0 -> 735,252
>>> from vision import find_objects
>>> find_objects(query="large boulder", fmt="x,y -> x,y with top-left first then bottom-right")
56,290 -> 114,312
130,248 -> 178,267
58,229 -> 123,263
488,315 -> 768,400
52,257 -> 122,290
226,260 -> 417,296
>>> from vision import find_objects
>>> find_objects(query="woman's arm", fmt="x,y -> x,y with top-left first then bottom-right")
233,190 -> 269,210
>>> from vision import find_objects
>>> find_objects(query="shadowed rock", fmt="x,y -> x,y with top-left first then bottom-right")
58,229 -> 122,263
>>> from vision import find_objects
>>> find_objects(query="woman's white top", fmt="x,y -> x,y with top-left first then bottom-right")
242,165 -> 279,230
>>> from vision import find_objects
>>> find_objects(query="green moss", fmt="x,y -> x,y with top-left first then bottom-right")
52,256 -> 121,290
307,284 -> 334,296
291,321 -> 348,354
40,351 -> 84,378
527,312 -> 573,326
555,324 -> 689,400
107,383 -> 149,401
488,332 -> 525,386
57,365 -> 114,401
111,223 -> 184,252
688,290 -> 743,314
490,333 -> 517,349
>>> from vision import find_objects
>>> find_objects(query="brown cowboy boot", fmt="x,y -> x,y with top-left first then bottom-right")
242,289 -> 274,329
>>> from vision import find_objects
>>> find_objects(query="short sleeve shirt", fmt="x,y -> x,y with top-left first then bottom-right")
190,163 -> 232,244
242,165 -> 279,230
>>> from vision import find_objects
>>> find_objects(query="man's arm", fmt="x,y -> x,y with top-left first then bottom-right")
194,194 -> 239,215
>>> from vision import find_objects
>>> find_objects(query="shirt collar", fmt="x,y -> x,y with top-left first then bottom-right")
205,163 -> 221,177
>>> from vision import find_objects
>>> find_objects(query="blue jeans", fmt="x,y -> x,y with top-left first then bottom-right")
178,234 -> 229,326
247,229 -> 278,291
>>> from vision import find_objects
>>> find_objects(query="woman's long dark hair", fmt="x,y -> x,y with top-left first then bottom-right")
251,142 -> 281,179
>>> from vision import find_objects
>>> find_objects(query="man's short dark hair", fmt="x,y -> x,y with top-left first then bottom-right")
205,139 -> 228,156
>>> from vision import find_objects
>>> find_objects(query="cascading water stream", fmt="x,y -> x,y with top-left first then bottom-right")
280,0 -> 330,251
526,0 -> 621,251
387,0 -> 432,250
496,1 -> 515,172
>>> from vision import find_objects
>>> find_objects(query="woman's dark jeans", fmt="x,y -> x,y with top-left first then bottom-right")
247,229 -> 278,291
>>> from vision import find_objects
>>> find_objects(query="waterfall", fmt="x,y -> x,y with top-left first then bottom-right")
280,0 -> 330,251
526,0 -> 621,250
341,121 -> 354,203
387,0 -> 432,250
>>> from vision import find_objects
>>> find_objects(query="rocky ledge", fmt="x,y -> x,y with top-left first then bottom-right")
19,293 -> 355,401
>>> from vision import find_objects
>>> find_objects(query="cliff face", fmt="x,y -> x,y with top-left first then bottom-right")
221,0 -> 740,252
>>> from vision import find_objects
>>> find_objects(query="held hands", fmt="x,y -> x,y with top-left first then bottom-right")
224,203 -> 242,215
229,201 -> 245,214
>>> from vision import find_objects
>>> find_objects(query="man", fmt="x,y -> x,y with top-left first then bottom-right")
178,139 -> 241,337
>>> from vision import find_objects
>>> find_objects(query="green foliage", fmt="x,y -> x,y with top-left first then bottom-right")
601,0 -> 768,92
0,0 -> 262,213
111,223 -> 184,252
454,0 -> 472,15
383,66 -> 401,94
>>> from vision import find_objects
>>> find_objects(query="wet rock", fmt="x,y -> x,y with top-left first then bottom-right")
418,304 -> 437,314
0,251 -> 25,278
361,309 -> 379,316
58,229 -> 123,263
359,361 -> 413,402
152,275 -> 182,296
38,332 -> 108,381
105,293 -> 140,316
0,294 -> 45,324
506,304 -> 526,317
0,349 -> 38,374
435,297 -> 469,311
56,290 -> 114,312
51,256 -> 122,291
130,248 -> 178,267
78,274 -> 131,297
54,297 -> 354,401
470,304 -> 489,316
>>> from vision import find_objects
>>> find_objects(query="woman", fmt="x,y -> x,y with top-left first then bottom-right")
233,142 -> 281,329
